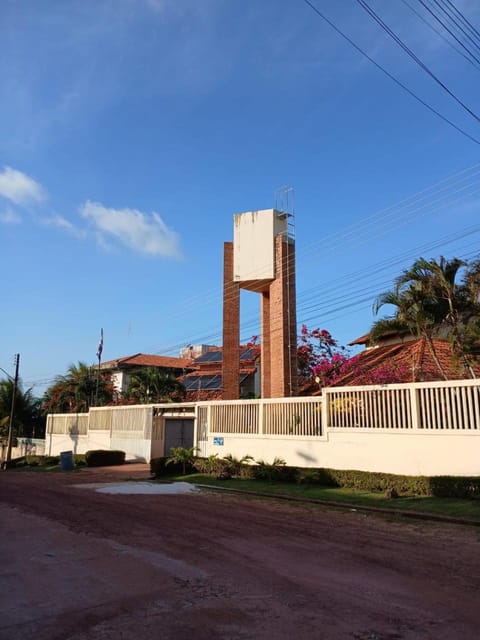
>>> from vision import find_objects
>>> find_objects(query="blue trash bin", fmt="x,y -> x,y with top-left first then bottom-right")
60,450 -> 74,471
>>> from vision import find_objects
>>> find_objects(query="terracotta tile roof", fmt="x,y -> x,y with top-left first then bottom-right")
101,353 -> 193,371
348,333 -> 371,346
334,338 -> 480,387
348,329 -> 411,346
301,338 -> 479,395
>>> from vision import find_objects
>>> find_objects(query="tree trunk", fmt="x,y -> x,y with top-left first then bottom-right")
424,335 -> 449,381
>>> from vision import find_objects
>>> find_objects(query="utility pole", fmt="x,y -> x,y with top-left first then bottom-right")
3,354 -> 19,470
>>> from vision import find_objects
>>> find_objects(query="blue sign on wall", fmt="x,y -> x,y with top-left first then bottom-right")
213,437 -> 224,446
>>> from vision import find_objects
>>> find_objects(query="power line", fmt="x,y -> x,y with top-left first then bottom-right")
430,0 -> 480,53
355,0 -> 480,123
441,0 -> 480,44
400,0 -> 480,70
149,227 -> 480,358
301,0 -> 480,145
415,0 -> 480,66
147,172 -> 480,354
163,163 -> 480,324
24,233 -> 480,390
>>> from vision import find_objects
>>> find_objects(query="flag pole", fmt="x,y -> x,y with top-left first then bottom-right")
95,328 -> 103,406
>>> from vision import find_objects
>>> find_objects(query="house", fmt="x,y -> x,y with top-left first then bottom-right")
300,331 -> 479,396
100,353 -> 194,398
336,331 -> 480,388
179,346 -> 261,401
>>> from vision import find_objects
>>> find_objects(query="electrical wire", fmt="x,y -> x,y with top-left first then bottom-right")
161,163 -> 480,324
415,0 -> 480,65
149,226 -> 480,357
301,0 -> 480,145
442,0 -> 480,44
148,173 -> 480,352
430,0 -> 480,53
355,0 -> 480,123
400,0 -> 480,70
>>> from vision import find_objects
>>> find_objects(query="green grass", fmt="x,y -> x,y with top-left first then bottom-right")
8,464 -> 63,472
167,473 -> 480,521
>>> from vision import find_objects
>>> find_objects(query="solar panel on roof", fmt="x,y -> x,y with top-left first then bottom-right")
195,351 -> 222,363
240,348 -> 257,360
183,374 -> 223,391
204,374 -> 222,390
183,376 -> 200,390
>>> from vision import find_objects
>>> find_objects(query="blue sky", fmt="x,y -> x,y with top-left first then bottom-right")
1,0 -> 479,396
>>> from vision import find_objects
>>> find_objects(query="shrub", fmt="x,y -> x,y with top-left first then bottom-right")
192,454 -> 255,480
41,455 -> 60,466
166,446 -> 198,475
150,457 -> 194,477
194,454 -> 232,479
85,449 -> 125,467
428,476 -> 480,499
4,456 -> 26,469
266,467 -> 480,499
24,455 -> 60,467
222,454 -> 254,477
253,457 -> 293,482
73,453 -> 86,467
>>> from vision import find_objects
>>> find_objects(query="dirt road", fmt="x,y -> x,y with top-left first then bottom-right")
1,465 -> 479,640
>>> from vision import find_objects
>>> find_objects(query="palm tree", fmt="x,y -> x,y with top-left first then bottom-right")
372,255 -> 480,380
0,378 -> 43,441
457,259 -> 480,370
166,446 -> 197,475
373,279 -> 448,380
403,256 -> 465,335
126,367 -> 185,404
43,361 -> 113,413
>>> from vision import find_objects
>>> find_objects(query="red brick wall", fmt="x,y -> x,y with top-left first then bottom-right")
261,291 -> 271,398
267,235 -> 298,397
222,235 -> 297,399
222,242 -> 240,399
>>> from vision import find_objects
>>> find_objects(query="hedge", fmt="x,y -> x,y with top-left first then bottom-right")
150,449 -> 480,499
150,457 -> 194,477
296,468 -> 480,499
85,449 -> 125,467
428,476 -> 480,499
25,455 -> 60,467
296,468 -> 431,495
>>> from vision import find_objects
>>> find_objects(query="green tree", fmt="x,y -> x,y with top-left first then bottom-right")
372,255 -> 480,379
0,378 -> 43,442
166,446 -> 197,475
126,367 -> 185,404
43,361 -> 113,413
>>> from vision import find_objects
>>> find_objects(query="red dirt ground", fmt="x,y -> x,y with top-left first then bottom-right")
1,464 -> 479,640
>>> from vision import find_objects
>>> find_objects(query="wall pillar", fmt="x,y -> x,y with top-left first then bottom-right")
222,242 -> 240,399
268,235 -> 298,397
261,291 -> 271,398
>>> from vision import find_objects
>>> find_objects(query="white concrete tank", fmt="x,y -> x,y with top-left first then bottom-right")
233,209 -> 288,283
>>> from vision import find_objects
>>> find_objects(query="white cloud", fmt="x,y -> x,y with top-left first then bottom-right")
0,208 -> 22,224
79,200 -> 181,257
0,166 -> 46,205
44,214 -> 86,238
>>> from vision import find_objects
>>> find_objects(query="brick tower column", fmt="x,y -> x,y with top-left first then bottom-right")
268,235 -> 298,397
222,242 -> 240,399
261,291 -> 271,398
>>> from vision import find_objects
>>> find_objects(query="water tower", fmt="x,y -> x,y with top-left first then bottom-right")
222,208 -> 297,399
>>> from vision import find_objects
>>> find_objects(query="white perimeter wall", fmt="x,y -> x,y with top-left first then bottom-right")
110,436 -> 151,461
201,431 -> 480,477
46,431 -> 111,457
